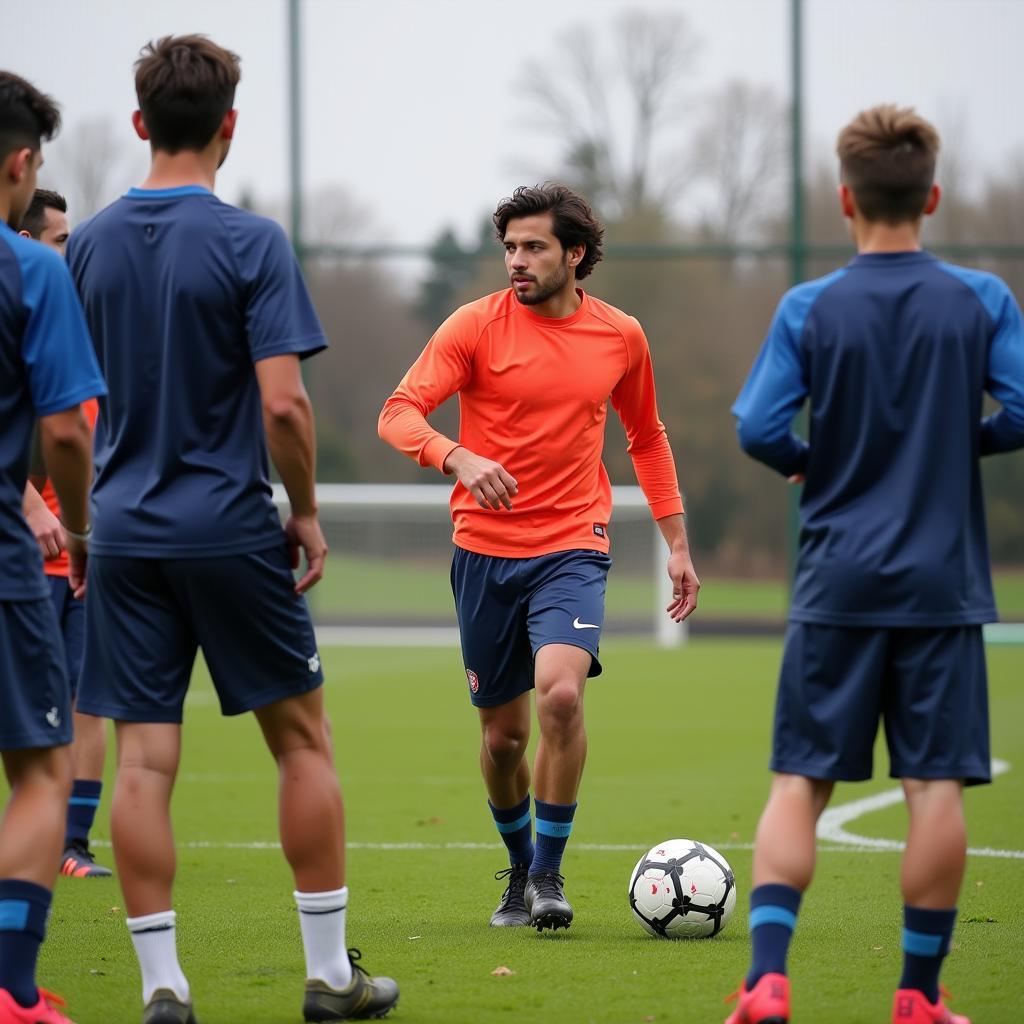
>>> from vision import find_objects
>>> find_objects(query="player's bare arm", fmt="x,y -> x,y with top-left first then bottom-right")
255,353 -> 327,595
657,513 -> 700,622
38,406 -> 92,598
22,481 -> 65,560
443,446 -> 518,511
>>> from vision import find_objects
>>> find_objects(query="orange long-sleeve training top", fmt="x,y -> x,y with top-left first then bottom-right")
38,397 -> 99,577
378,288 -> 683,558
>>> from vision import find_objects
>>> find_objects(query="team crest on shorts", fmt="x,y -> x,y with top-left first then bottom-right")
466,669 -> 480,693
307,652 -> 321,673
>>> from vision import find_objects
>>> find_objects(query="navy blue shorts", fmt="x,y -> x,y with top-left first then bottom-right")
772,623 -> 990,785
46,575 -> 85,699
0,598 -> 72,750
451,547 -> 611,708
78,544 -> 324,724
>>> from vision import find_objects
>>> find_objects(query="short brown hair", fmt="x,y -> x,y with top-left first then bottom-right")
19,188 -> 67,238
493,183 -> 604,280
837,105 -> 940,224
0,71 -> 60,162
134,35 -> 241,154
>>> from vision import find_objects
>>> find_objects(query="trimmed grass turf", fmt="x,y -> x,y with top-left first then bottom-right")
15,641 -> 1022,1023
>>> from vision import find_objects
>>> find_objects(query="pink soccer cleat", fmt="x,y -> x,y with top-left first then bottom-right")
892,987 -> 970,1024
724,973 -> 790,1024
0,988 -> 74,1024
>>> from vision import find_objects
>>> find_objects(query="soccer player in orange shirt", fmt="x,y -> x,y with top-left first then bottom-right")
19,189 -> 111,879
379,183 -> 699,931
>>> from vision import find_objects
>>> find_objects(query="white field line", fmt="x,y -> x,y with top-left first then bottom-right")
90,768 -> 1024,865
88,838 -> 1022,859
817,758 -> 1024,859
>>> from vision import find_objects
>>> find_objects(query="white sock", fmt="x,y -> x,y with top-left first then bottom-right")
126,909 -> 190,1005
294,886 -> 353,990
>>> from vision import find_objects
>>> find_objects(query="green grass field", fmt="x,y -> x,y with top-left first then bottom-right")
15,640 -> 1021,1023
308,558 -> 1024,622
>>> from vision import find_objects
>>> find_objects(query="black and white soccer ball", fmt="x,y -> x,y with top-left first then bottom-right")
628,838 -> 737,939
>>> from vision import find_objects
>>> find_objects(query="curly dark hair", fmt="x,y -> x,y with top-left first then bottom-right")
493,183 -> 604,280
0,71 -> 61,162
135,34 -> 241,153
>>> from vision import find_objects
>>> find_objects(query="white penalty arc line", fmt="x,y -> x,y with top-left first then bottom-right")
817,758 -> 1024,860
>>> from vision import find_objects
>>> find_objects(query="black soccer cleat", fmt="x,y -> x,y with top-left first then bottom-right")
302,949 -> 399,1021
60,838 -> 113,878
489,863 -> 531,927
524,870 -> 573,931
142,989 -> 198,1024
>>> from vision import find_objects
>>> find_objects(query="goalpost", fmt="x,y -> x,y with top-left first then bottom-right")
274,483 -> 686,648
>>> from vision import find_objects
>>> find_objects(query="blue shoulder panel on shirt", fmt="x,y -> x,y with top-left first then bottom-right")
933,261 -> 1007,324
731,267 -> 848,477
775,266 -> 850,340
12,232 -> 106,416
936,263 -> 1024,454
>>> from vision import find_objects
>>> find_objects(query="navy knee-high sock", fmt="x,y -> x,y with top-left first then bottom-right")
899,906 -> 957,1004
0,880 -> 51,1008
489,796 -> 534,867
747,883 -> 802,988
66,779 -> 102,844
530,799 -> 576,875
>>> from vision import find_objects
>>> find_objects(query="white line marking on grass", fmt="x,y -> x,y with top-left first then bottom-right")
90,760 -> 1022,860
817,759 -> 1024,859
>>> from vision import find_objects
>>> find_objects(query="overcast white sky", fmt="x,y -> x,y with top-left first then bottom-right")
3,0 -> 1023,243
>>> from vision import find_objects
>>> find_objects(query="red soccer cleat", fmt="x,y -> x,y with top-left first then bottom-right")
0,987 -> 74,1024
724,973 -> 790,1024
892,987 -> 970,1024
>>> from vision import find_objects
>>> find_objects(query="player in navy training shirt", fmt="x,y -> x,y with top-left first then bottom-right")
727,107 -> 1024,1024
0,72 -> 104,1024
66,37 -> 396,1024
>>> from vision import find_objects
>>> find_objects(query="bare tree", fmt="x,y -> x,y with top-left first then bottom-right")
255,183 -> 383,253
521,10 -> 699,218
688,80 -> 789,241
43,116 -> 144,219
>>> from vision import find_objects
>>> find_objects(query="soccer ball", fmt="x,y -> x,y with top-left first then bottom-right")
628,838 -> 737,939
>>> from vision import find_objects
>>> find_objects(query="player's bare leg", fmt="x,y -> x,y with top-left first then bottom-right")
478,694 -> 532,926
255,688 -> 397,1021
532,644 -> 589,803
0,746 -> 72,886
725,773 -> 834,1021
525,644 -> 591,931
71,710 -> 106,783
0,746 -> 73,1021
901,779 -> 966,908
254,688 -> 344,893
889,778 -> 968,1021
751,773 -> 833,892
111,722 -> 193,1021
479,694 -> 531,808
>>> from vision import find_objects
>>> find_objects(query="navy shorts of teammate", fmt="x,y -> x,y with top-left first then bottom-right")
78,543 -> 323,723
0,599 -> 72,750
772,623 -> 990,786
46,576 -> 84,699
451,547 -> 611,708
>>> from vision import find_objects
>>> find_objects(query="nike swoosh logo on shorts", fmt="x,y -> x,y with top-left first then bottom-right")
572,617 -> 600,630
